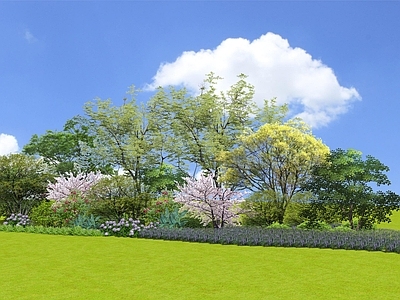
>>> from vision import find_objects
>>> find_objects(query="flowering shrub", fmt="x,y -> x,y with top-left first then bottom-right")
141,191 -> 179,224
99,218 -> 157,237
3,213 -> 31,227
174,173 -> 244,228
47,172 -> 102,202
51,191 -> 91,227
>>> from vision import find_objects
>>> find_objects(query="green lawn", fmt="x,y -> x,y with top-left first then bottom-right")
1,232 -> 400,299
377,210 -> 400,230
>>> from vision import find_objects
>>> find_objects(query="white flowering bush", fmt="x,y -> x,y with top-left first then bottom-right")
4,213 -> 31,227
46,172 -> 103,226
99,218 -> 158,237
47,172 -> 103,202
174,173 -> 244,228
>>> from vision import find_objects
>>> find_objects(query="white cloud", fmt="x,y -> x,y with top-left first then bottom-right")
0,134 -> 19,155
146,32 -> 361,128
24,30 -> 38,43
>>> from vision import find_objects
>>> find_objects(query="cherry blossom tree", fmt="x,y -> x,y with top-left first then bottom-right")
174,173 -> 244,228
47,172 -> 103,202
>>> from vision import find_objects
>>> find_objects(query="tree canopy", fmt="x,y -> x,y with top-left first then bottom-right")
0,154 -> 54,215
220,121 -> 329,223
301,148 -> 400,229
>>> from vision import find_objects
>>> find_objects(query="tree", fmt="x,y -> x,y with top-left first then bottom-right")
142,163 -> 188,195
220,121 -> 329,224
0,154 -> 54,215
174,173 -> 244,228
148,73 -> 256,185
22,119 -> 109,175
301,148 -> 400,230
77,89 -> 165,197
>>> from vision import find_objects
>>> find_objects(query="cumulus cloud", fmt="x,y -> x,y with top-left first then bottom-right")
0,134 -> 19,155
24,30 -> 38,43
146,32 -> 360,127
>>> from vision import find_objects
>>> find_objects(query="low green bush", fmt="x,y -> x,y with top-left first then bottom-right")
30,200 -> 62,227
267,222 -> 291,229
297,220 -> 332,230
0,224 -> 102,236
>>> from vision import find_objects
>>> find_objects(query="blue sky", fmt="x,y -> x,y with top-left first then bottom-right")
1,1 -> 399,192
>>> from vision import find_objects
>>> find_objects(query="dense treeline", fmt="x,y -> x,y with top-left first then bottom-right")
1,73 -> 399,230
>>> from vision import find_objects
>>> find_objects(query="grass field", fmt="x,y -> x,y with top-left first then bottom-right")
1,232 -> 400,299
377,210 -> 400,230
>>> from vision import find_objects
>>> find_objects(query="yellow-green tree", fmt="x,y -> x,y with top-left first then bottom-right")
220,121 -> 329,223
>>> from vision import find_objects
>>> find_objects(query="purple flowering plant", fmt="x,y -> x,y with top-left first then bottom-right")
99,218 -> 158,237
3,213 -> 31,227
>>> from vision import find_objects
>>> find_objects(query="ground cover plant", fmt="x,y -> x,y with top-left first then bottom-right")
1,231 -> 400,300
138,227 -> 400,253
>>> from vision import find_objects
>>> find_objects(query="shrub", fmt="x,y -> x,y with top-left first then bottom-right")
158,207 -> 188,228
51,191 -> 91,227
87,176 -> 153,221
73,214 -> 100,229
30,200 -> 62,227
141,192 -> 178,225
3,213 -> 31,227
99,218 -> 157,237
297,221 -> 332,231
267,222 -> 291,229
0,224 -> 102,236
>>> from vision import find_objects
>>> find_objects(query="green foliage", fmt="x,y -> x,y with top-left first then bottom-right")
88,175 -> 153,221
51,191 -> 91,227
254,97 -> 289,126
220,122 -> 329,223
142,163 -> 188,194
302,148 -> 400,230
29,200 -> 65,227
22,119 -> 109,175
283,201 -> 307,227
73,213 -> 100,229
0,224 -> 102,236
141,192 -> 177,224
297,221 -> 332,231
0,154 -> 55,215
181,215 -> 210,228
158,207 -> 188,228
80,92 -> 165,195
240,191 -> 284,227
149,73 -> 256,185
267,222 -> 291,229
240,191 -> 309,227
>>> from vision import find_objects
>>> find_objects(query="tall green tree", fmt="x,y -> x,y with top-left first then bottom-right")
77,87 -> 166,197
22,118 -> 108,175
301,148 -> 400,230
220,122 -> 329,223
0,154 -> 54,215
148,73 -> 256,185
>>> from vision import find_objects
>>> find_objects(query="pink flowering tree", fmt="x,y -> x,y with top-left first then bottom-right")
174,173 -> 244,228
46,172 -> 103,226
47,172 -> 103,202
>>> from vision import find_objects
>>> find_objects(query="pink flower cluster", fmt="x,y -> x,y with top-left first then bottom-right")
174,173 -> 243,228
